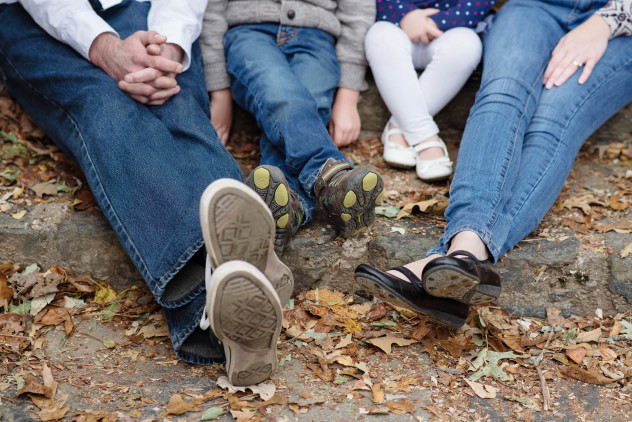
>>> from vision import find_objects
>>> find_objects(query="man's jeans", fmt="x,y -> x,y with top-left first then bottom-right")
428,0 -> 632,261
0,1 -> 242,364
224,24 -> 351,222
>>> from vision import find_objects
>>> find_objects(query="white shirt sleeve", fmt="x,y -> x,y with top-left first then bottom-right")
18,0 -> 118,61
148,0 -> 208,71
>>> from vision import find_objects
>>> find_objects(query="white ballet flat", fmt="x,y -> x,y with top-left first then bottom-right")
381,122 -> 416,168
413,138 -> 453,182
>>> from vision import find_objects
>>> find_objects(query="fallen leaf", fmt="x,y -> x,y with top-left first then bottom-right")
621,241 -> 632,259
464,378 -> 497,399
386,399 -> 416,415
336,333 -> 353,349
396,199 -> 438,219
371,384 -> 385,403
0,272 -> 13,312
559,366 -> 622,385
162,394 -> 202,416
10,210 -> 26,220
598,346 -> 617,361
216,376 -> 276,400
200,406 -> 226,420
575,327 -> 602,343
15,374 -> 53,398
565,347 -> 587,364
469,349 -> 517,382
367,335 -> 418,355
31,180 -> 57,197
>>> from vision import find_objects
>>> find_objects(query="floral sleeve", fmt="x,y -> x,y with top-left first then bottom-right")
595,0 -> 632,37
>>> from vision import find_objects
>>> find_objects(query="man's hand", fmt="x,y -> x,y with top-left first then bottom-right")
209,89 -> 233,145
543,15 -> 610,89
328,88 -> 361,147
89,31 -> 184,104
400,9 -> 443,44
121,42 -> 185,105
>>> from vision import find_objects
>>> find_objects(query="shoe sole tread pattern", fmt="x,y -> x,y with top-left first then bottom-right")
334,168 -> 384,238
354,275 -> 466,329
208,264 -> 282,386
423,265 -> 499,305
200,180 -> 294,305
246,167 -> 292,254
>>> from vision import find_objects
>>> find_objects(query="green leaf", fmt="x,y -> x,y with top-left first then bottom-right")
278,354 -> 291,367
375,205 -> 401,219
620,319 -> 632,336
9,298 -> 31,315
333,375 -> 348,385
100,303 -> 118,321
0,131 -> 18,144
294,339 -> 303,348
8,375 -> 24,390
0,168 -> 18,181
286,298 -> 294,310
200,407 -> 225,420
22,264 -> 38,275
303,329 -> 327,341
468,348 -> 517,382
55,181 -> 74,194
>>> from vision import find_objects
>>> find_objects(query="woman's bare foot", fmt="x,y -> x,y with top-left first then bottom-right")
387,254 -> 443,282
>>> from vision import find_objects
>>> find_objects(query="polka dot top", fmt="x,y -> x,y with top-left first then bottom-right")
376,0 -> 495,30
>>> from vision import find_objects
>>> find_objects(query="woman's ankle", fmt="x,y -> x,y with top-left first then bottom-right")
448,231 -> 490,261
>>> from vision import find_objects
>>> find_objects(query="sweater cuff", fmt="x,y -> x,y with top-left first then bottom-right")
204,62 -> 231,92
339,62 -> 368,92
594,1 -> 632,38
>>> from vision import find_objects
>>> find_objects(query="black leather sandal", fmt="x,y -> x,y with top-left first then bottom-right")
421,250 -> 501,305
354,264 -> 470,329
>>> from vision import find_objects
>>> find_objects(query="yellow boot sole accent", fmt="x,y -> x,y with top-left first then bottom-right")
253,167 -> 270,190
274,183 -> 289,207
375,191 -> 383,205
343,191 -> 357,208
277,213 -> 289,229
341,213 -> 351,222
362,172 -> 378,192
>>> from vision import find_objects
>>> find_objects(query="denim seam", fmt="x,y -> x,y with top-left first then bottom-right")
509,54 -> 632,222
0,47 -> 158,284
156,238 -> 205,294
486,61 -> 549,233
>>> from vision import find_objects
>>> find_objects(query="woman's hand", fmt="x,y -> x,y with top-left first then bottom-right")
400,9 -> 443,44
543,15 -> 611,89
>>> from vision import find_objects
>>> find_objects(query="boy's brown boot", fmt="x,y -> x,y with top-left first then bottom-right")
314,159 -> 383,238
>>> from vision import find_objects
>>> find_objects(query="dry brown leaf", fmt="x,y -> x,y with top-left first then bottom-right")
565,347 -> 587,364
598,346 -> 617,361
329,355 -> 354,367
304,288 -> 345,305
371,383 -> 385,403
575,327 -> 602,343
367,335 -> 418,355
396,199 -> 438,219
610,320 -> 623,337
162,394 -> 202,416
335,333 -> 353,349
621,241 -> 632,259
0,272 -> 13,312
463,378 -> 497,399
16,374 -> 53,398
386,399 -> 416,415
41,364 -> 57,399
559,366 -> 622,385
438,336 -> 474,359
257,394 -> 287,413
31,180 -> 57,198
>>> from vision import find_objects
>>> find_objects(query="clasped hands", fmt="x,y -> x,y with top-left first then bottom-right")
89,30 -> 184,105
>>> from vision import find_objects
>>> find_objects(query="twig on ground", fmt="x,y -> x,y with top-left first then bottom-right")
536,366 -> 550,412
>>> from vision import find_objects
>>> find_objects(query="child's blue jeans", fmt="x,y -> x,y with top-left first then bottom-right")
428,0 -> 632,261
224,24 -> 352,223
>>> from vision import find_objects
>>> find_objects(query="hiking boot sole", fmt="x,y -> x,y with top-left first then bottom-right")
245,166 -> 293,254
207,261 -> 282,386
333,168 -> 384,238
200,179 -> 294,305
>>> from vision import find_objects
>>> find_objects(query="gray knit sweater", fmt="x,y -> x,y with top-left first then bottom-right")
200,0 -> 376,92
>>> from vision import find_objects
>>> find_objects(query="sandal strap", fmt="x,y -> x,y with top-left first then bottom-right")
447,250 -> 480,263
391,266 -> 422,287
413,139 -> 448,154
